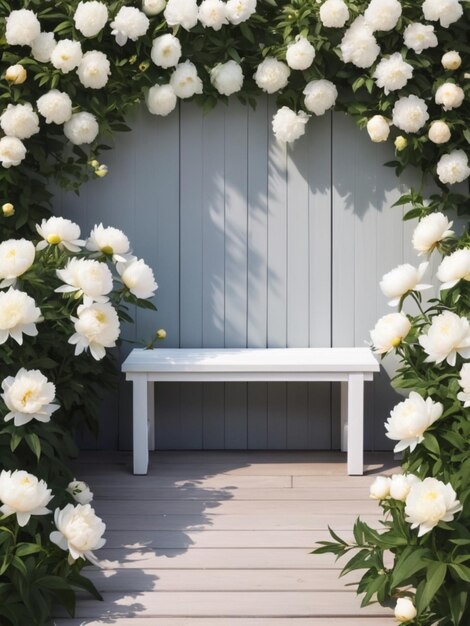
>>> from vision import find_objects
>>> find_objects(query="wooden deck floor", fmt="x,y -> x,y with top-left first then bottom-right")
53,451 -> 398,626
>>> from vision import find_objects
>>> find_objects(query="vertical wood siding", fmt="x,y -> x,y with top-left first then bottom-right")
58,100 -> 418,451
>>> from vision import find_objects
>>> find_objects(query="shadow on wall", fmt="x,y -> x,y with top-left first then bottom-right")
56,99 -> 423,453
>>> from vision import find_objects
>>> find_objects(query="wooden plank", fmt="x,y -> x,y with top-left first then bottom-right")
224,383 -> 248,448
202,105 -> 226,348
267,383 -> 287,449
101,513 -> 380,531
247,96 -> 268,348
224,100 -> 248,348
92,487 -> 369,501
54,619 -> 394,625
267,97 -> 288,349
180,103 -> 203,348
56,591 -> 391,618
93,499 -> 377,516
82,567 -> 359,591
287,382 -> 309,449
202,382 -> 225,449
247,383 -> 268,449
103,529 -> 352,549
95,548 -> 358,570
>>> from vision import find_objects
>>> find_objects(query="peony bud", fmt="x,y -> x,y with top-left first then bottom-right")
156,328 -> 167,340
428,120 -> 451,144
441,51 -> 461,71
5,64 -> 27,85
394,136 -> 407,151
95,164 -> 108,178
369,476 -> 391,500
2,203 -> 15,217
366,115 -> 390,142
394,598 -> 417,623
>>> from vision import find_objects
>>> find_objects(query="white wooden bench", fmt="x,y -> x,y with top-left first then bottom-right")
122,348 -> 379,476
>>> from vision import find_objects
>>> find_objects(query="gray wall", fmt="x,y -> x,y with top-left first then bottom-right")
58,99 -> 420,451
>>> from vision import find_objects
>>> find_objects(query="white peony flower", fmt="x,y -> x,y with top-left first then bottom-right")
395,598 -> 417,623
0,470 -> 52,527
226,0 -> 257,24
369,476 -> 391,500
5,9 -> 41,46
50,504 -> 106,563
0,239 -> 35,288
428,120 -> 451,145
0,288 -> 41,345
412,212 -> 454,255
198,0 -> 228,30
210,61 -> 244,96
319,0 -> 349,28
5,65 -> 27,85
110,6 -> 149,46
385,392 -> 443,453
379,262 -> 430,306
394,136 -> 407,151
0,103 -> 40,141
405,477 -> 462,536
77,51 -> 111,89
437,150 -> 470,186
363,0 -> 402,32
389,474 -> 419,502
370,312 -> 411,354
143,0 -> 166,16
0,137 -> 26,169
64,112 -> 99,145
392,95 -> 429,133
37,90 -> 73,125
435,83 -> 465,111
285,37 -> 315,71
117,258 -> 158,299
86,224 -> 131,262
1,369 -> 58,427
303,79 -> 338,116
442,51 -> 461,71
170,61 -> 203,99
151,34 -> 182,69
69,302 -> 120,360
147,84 -> 178,116
366,115 -> 390,143
254,58 -> 290,94
403,23 -> 438,54
419,310 -> 470,366
31,33 -> 56,63
457,362 -> 470,407
422,0 -> 463,28
67,480 -> 93,505
56,258 -> 113,305
437,248 -> 470,291
272,107 -> 309,143
51,40 -> 83,74
373,53 -> 413,95
74,1 -> 108,38
339,17 -> 380,69
164,0 -> 199,30
36,216 -> 84,252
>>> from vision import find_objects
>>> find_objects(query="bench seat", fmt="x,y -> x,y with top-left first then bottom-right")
122,348 -> 380,475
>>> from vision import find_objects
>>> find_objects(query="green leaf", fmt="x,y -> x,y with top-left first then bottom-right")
391,547 -> 430,589
417,562 -> 447,614
450,563 -> 470,583
15,543 -> 43,558
25,433 -> 41,461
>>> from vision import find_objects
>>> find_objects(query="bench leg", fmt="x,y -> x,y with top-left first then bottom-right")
347,373 -> 364,476
133,375 -> 149,475
148,382 -> 155,452
340,381 -> 348,452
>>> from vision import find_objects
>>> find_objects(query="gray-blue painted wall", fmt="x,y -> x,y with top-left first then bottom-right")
57,99 -> 421,451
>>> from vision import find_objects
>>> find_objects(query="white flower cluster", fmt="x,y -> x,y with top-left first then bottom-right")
369,474 -> 462,536
0,219 -> 157,362
0,469 -> 105,563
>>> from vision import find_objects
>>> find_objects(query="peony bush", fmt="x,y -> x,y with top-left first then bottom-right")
0,0 -> 468,624
315,212 -> 470,624
0,218 -> 158,625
